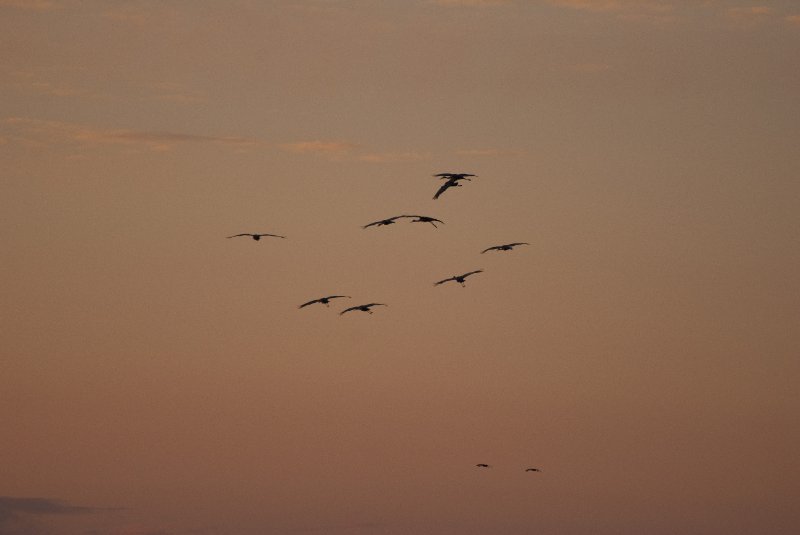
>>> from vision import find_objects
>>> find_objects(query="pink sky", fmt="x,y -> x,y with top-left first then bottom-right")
2,1 -> 799,533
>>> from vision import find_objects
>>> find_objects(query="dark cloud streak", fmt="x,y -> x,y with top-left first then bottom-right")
0,496 -> 117,527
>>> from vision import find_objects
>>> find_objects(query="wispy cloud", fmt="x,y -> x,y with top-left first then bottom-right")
727,5 -> 772,19
0,0 -> 61,11
725,5 -> 774,28
547,0 -> 622,12
455,147 -> 525,157
786,14 -> 800,26
546,0 -> 676,22
434,0 -> 512,6
278,140 -> 358,160
0,496 -> 114,532
4,117 -> 264,152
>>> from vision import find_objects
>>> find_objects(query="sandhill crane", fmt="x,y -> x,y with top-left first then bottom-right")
525,468 -> 541,472
434,173 -> 476,180
227,233 -> 286,241
433,178 -> 464,200
299,295 -> 351,309
362,216 -> 404,229
402,215 -> 445,228
434,270 -> 483,287
476,464 -> 491,468
339,303 -> 387,315
481,242 -> 529,253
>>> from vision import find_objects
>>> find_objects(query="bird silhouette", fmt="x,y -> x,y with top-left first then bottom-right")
362,216 -> 404,229
434,173 -> 476,180
434,270 -> 484,287
525,468 -> 541,472
227,233 -> 286,241
433,177 -> 465,200
339,303 -> 388,315
299,295 -> 351,309
476,464 -> 491,468
481,242 -> 529,253
402,215 -> 445,228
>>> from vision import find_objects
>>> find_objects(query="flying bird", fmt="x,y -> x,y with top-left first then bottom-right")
434,270 -> 483,287
227,233 -> 286,241
299,295 -> 351,309
476,464 -> 491,468
402,215 -> 445,228
433,177 -> 464,200
339,303 -> 388,315
434,173 -> 476,180
525,468 -> 541,472
362,216 -> 404,229
481,242 -> 529,253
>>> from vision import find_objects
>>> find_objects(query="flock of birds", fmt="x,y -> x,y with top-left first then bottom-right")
227,172 -> 530,314
228,171 -> 541,473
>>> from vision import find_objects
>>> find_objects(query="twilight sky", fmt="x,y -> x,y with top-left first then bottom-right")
2,1 -> 799,533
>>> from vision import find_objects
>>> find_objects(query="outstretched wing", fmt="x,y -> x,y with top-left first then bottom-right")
507,242 -> 529,247
363,217 -> 400,228
298,298 -> 322,309
258,233 -> 286,239
462,270 -> 484,278
433,182 -> 452,200
365,303 -> 387,308
226,233 -> 252,238
481,246 -> 500,253
326,295 -> 350,300
339,306 -> 358,315
434,276 -> 455,286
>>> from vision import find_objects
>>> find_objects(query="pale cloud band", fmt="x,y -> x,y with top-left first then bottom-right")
4,117 -> 265,152
4,117 -> 434,162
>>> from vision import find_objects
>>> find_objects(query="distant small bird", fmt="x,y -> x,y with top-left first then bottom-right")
402,215 -> 445,228
481,242 -> 529,253
525,468 -> 541,472
434,270 -> 483,287
476,464 -> 491,468
362,216 -> 404,229
434,173 -> 476,180
299,295 -> 351,309
227,233 -> 286,241
339,303 -> 388,315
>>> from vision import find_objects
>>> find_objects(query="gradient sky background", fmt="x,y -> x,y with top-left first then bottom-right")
2,1 -> 799,533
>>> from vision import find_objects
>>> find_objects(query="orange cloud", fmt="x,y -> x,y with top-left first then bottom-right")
455,148 -> 525,157
4,117 -> 263,152
727,6 -> 773,20
546,0 -> 676,22
278,140 -> 358,158
786,15 -> 800,26
547,0 -> 622,11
